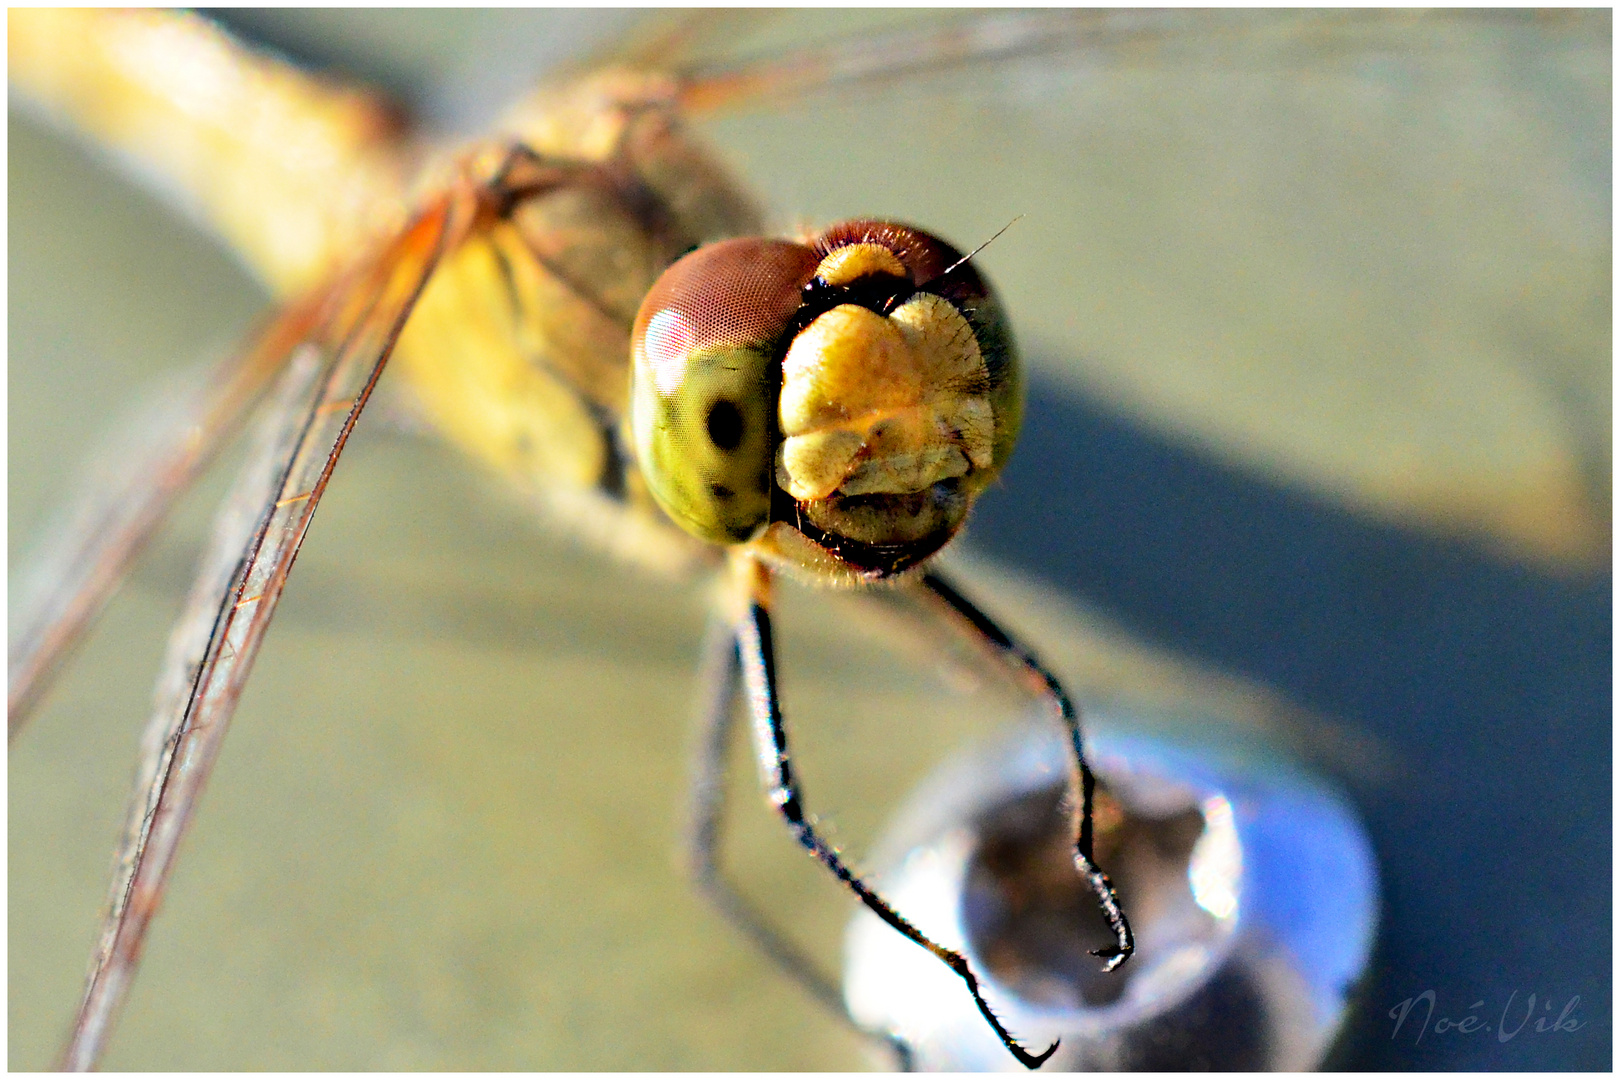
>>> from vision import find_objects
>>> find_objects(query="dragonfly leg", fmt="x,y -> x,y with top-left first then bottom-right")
917,570 -> 1134,968
685,611 -> 914,1070
731,556 -> 1058,1070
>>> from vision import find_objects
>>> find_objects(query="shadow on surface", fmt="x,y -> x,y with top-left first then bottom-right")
968,374 -> 1611,1070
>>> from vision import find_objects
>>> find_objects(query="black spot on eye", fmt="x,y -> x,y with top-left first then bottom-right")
706,399 -> 745,451
710,483 -> 734,502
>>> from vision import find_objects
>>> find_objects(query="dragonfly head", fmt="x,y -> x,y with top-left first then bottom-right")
630,220 -> 1022,583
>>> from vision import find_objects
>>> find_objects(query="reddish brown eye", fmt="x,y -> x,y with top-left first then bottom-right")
634,238 -> 820,364
630,238 -> 819,544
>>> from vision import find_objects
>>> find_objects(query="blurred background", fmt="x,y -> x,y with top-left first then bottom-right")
10,10 -> 1609,1069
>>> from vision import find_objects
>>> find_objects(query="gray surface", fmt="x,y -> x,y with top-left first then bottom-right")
10,11 -> 1610,1070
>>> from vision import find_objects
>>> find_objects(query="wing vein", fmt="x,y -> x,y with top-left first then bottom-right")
57,191 -> 475,1072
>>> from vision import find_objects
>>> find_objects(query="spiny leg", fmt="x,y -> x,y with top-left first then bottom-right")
685,611 -> 914,1071
731,555 -> 1058,1070
685,612 -> 844,1013
918,569 -> 1133,968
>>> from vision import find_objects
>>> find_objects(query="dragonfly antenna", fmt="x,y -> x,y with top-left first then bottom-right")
939,215 -> 1024,279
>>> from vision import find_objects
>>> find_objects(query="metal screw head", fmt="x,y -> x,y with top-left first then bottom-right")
844,709 -> 1379,1071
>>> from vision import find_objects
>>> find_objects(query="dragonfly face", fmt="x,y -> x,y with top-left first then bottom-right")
630,221 -> 1021,578
10,9 -> 1608,1070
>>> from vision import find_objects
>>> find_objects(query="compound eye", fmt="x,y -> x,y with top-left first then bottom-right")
630,238 -> 819,544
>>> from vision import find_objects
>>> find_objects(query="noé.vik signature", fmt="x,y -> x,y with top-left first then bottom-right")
1389,990 -> 1585,1044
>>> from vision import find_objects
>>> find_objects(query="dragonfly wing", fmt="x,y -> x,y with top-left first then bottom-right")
668,10 -> 1241,113
569,10 -> 781,76
7,297 -> 326,738
665,12 -> 1484,118
57,191 -> 477,1071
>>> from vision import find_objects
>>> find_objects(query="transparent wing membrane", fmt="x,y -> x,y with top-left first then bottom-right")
58,193 -> 476,1071
670,10 -> 1305,114
8,299 -> 324,738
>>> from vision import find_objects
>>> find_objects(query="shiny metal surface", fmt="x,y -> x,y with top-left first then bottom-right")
845,712 -> 1378,1070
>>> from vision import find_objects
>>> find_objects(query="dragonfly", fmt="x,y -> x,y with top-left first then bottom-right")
11,9 -> 1607,1071
9,10 -> 1154,1071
